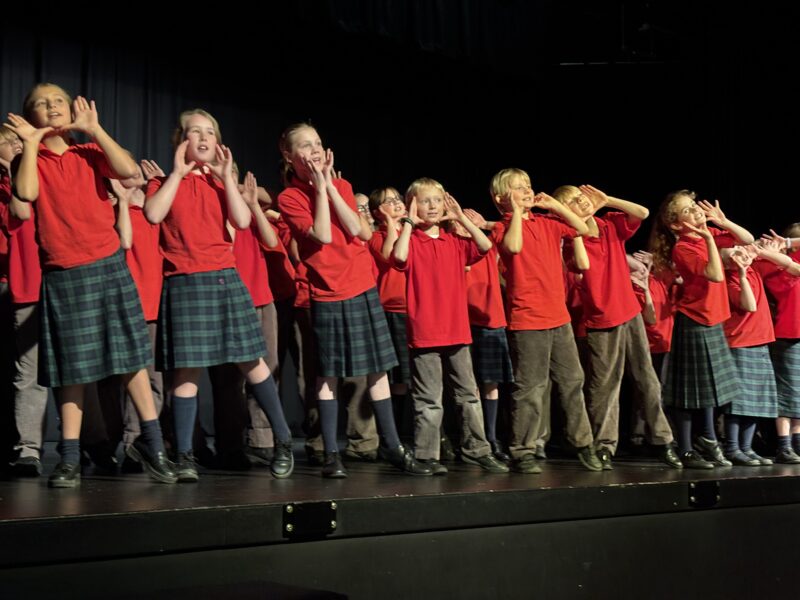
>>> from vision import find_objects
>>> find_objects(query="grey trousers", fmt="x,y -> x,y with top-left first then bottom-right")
411,345 -> 491,460
585,314 -> 673,454
508,324 -> 594,459
12,303 -> 48,459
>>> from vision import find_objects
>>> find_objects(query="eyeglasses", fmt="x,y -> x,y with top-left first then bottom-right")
357,205 -> 370,214
381,196 -> 404,205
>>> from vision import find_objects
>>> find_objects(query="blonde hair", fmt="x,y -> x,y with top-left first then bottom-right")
489,168 -> 531,213
172,109 -> 222,149
22,82 -> 73,124
278,122 -> 316,186
405,177 -> 446,203
648,189 -> 696,274
783,223 -> 800,238
0,127 -> 19,145
552,185 -> 581,205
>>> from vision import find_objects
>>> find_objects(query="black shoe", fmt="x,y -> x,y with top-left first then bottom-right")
125,440 -> 178,484
774,447 -> 800,464
343,448 -> 378,462
271,440 -> 294,479
174,452 -> 199,482
743,450 -> 772,466
48,462 -> 81,488
726,451 -> 761,467
305,445 -> 325,467
11,455 -> 42,477
419,458 -> 448,476
597,448 -> 613,471
82,441 -> 119,473
490,441 -> 511,464
384,444 -> 434,476
693,436 -> 732,467
243,446 -> 274,467
577,446 -> 603,472
657,445 -> 684,469
322,452 -> 348,478
439,436 -> 456,462
512,453 -> 542,474
681,450 -> 714,469
120,453 -> 144,474
461,453 -> 510,474
534,444 -> 547,460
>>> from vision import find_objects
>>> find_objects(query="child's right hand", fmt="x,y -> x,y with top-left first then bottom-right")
684,221 -> 712,239
242,171 -> 259,207
141,159 -> 165,181
532,192 -> 558,211
4,114 -> 53,144
303,156 -> 327,190
761,228 -> 788,249
463,208 -> 488,229
408,197 -> 423,225
173,141 -> 196,177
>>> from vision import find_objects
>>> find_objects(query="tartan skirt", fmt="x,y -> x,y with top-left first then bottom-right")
771,339 -> 800,418
727,345 -> 778,418
156,269 -> 266,371
470,325 -> 514,384
39,249 -> 151,387
385,310 -> 411,385
662,313 -> 739,409
311,287 -> 398,378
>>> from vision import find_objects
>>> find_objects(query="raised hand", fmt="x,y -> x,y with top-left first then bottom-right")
441,192 -> 463,221
321,149 -> 335,184
761,228 -> 787,248
206,144 -> 234,180
408,196 -> 423,225
172,140 -> 197,177
698,199 -> 726,226
579,185 -> 609,212
265,209 -> 281,222
463,208 -> 488,229
532,192 -> 558,211
730,246 -> 753,270
60,96 -> 100,136
4,113 -> 53,144
140,159 -> 165,181
684,221 -> 711,238
633,250 -> 654,272
242,171 -> 259,207
303,155 -> 327,190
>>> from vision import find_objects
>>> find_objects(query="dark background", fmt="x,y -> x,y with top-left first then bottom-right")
1,0 -> 796,249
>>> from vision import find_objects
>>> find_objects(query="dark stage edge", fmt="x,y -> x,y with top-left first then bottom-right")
2,452 -> 800,599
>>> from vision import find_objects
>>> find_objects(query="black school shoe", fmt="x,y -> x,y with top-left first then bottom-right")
743,450 -> 772,466
418,458 -> 448,475
271,441 -> 294,479
12,455 -> 43,477
48,462 -> 81,488
680,450 -> 714,470
322,452 -> 348,478
656,445 -> 684,469
384,444 -> 434,476
774,447 -> 800,465
461,453 -> 511,474
490,441 -> 511,464
693,436 -> 732,467
125,439 -> 178,484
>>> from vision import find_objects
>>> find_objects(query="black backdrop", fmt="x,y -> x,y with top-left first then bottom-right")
2,1 -> 796,248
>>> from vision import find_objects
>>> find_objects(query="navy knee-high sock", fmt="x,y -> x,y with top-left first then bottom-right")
172,395 -> 197,455
672,409 -> 693,454
482,398 -> 499,443
140,419 -> 166,455
739,418 -> 757,453
372,398 -> 401,449
724,415 -> 741,455
58,439 -> 81,465
792,433 -> 800,453
318,399 -> 339,453
700,407 -> 717,440
250,376 -> 291,443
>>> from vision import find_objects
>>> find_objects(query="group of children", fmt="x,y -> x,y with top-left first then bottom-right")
2,82 -> 800,489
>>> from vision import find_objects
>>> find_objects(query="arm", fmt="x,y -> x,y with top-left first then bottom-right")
501,200 -> 524,254
463,208 -> 497,231
753,241 -> 800,277
736,268 -> 757,312
321,151 -> 362,237
207,145 -> 250,230
9,195 -> 31,220
242,172 -> 277,248
762,229 -> 800,253
144,141 -> 195,224
686,222 -> 725,282
380,220 -> 401,260
700,200 -> 754,244
537,193 -> 590,236
115,195 -> 132,250
4,115 -> 53,201
393,219 -> 414,264
446,194 -> 491,253
580,185 -> 649,223
571,236 -> 590,271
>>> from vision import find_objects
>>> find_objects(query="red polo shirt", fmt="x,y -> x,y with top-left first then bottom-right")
492,213 -> 576,331
368,228 -> 407,313
754,252 -> 800,339
233,223 -> 273,308
126,206 -> 162,321
633,272 -> 676,353
262,228 -> 297,302
466,246 -> 506,328
724,268 -> 775,348
2,177 -> 42,302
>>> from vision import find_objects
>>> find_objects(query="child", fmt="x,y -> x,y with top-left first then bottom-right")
5,84 -> 174,487
489,168 -> 601,474
554,184 -> 679,469
753,227 -> 800,463
650,190 -> 753,468
145,109 -> 293,481
277,123 -> 430,478
392,178 -> 508,474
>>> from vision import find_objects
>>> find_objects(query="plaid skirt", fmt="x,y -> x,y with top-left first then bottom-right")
311,287 -> 398,377
662,313 -> 739,409
156,269 -> 266,371
385,311 -> 411,385
470,325 -> 514,384
727,345 -> 778,418
39,249 -> 151,387
771,339 -> 800,418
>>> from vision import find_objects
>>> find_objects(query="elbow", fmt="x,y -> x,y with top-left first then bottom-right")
120,237 -> 132,250
318,233 -> 332,245
574,223 -> 590,237
503,241 -> 522,255
707,273 -> 725,283
577,261 -> 590,272
639,208 -> 650,220
144,207 -> 163,225
14,186 -> 37,203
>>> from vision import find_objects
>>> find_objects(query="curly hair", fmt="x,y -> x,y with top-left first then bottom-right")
648,189 -> 696,275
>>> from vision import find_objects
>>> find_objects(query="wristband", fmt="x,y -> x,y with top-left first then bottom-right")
400,217 -> 415,227
787,237 -> 793,250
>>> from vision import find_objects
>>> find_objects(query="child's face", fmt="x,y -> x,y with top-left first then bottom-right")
356,194 -> 375,226
27,85 -> 71,129
670,195 -> 705,233
503,175 -> 534,211
563,190 -> 594,220
416,185 -> 445,225
378,190 -> 406,221
287,127 -> 324,178
183,114 -> 218,164
0,132 -> 22,162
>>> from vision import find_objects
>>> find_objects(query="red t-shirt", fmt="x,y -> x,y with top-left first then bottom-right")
125,206 -> 162,322
368,228 -> 407,313
233,223 -> 273,308
633,272 -> 675,353
147,173 -> 237,276
278,178 -> 375,302
397,228 -> 486,348
672,229 -> 735,326
2,181 -> 42,303
567,212 -> 642,329
0,181 -> 8,284
262,227 -> 297,302
466,246 -> 506,328
565,270 -> 586,339
723,268 -> 775,348
492,213 -> 576,331
33,142 -> 120,270
754,252 -> 800,339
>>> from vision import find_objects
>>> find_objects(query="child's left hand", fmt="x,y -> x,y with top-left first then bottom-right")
208,145 -> 235,180
321,149 -> 335,184
699,200 -> 726,226
60,97 -> 100,136
463,208 -> 488,229
242,171 -> 259,207
442,192 -> 463,221
633,250 -> 654,273
580,185 -> 609,214
532,192 -> 558,211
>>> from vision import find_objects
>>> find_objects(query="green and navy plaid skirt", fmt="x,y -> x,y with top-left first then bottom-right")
470,325 -> 514,384
311,287 -> 398,377
385,310 -> 411,384
771,339 -> 800,418
727,345 -> 778,418
156,269 -> 266,371
662,313 -> 739,409
39,249 -> 151,387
